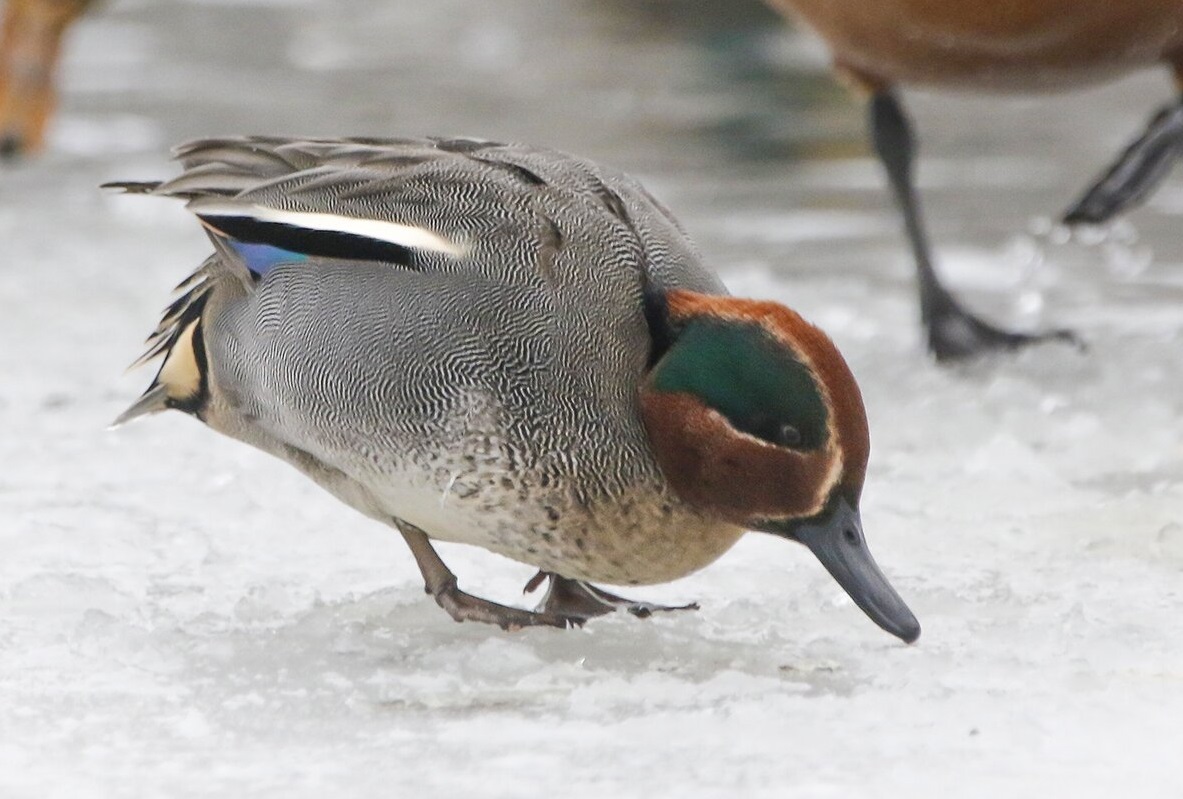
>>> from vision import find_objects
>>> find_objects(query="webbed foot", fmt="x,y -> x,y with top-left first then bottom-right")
397,521 -> 583,630
870,89 -> 1082,362
925,290 -> 1080,362
524,571 -> 698,621
432,574 -> 581,630
1063,99 -> 1183,225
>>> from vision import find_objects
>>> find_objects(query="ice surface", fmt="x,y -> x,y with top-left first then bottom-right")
2,1 -> 1181,797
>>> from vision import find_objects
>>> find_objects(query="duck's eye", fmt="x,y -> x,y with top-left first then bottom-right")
745,415 -> 805,449
776,424 -> 802,448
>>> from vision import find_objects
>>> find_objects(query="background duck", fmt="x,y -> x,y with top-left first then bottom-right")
0,0 -> 91,157
109,135 -> 920,642
766,0 -> 1183,360
13,0 -> 1179,363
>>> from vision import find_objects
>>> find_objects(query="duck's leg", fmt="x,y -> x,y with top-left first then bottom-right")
523,571 -> 698,621
1062,97 -> 1183,225
396,521 -> 581,630
869,89 -> 1078,361
0,0 -> 93,158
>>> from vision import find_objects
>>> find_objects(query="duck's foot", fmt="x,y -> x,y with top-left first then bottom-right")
524,571 -> 699,621
925,293 -> 1080,362
397,521 -> 580,630
432,576 -> 581,630
1063,98 -> 1183,225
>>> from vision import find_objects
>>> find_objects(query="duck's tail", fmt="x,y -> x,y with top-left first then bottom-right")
110,255 -> 216,428
105,172 -> 262,428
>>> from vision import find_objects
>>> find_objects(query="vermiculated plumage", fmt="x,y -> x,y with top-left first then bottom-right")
115,136 -> 736,585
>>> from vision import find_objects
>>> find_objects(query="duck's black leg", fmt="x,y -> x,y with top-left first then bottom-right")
396,521 -> 582,630
1062,97 -> 1183,225
523,571 -> 698,621
869,90 -> 1077,361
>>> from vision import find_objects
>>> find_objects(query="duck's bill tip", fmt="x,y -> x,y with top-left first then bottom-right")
892,615 -> 921,645
783,499 -> 921,645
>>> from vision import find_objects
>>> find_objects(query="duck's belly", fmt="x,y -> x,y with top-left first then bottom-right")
774,0 -> 1183,91
205,377 -> 743,586
355,460 -> 745,586
206,385 -> 750,585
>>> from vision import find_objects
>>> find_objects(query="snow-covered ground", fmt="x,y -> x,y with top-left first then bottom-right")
2,1 -> 1181,797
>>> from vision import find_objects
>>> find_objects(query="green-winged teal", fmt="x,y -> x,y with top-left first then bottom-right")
110,136 -> 920,643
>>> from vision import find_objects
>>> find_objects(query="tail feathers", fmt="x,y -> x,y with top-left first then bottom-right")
100,180 -> 163,194
127,257 -> 215,372
110,384 -> 169,428
154,169 -> 261,197
119,256 -> 215,425
126,336 -> 172,372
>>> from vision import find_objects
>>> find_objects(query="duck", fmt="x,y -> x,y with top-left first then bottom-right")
0,0 -> 93,157
765,0 -> 1183,360
108,136 -> 920,643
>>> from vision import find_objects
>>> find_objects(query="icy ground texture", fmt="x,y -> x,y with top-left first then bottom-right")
2,0 -> 1182,797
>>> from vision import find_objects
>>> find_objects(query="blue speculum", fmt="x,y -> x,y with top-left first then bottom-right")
227,240 -> 309,278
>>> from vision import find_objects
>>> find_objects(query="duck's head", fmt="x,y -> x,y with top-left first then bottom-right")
640,290 -> 920,644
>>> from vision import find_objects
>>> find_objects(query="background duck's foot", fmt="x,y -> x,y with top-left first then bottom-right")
525,571 -> 698,621
1062,98 -> 1183,225
866,90 -> 1078,363
924,290 -> 1080,362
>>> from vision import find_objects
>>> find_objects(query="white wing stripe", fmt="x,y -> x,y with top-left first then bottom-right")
198,202 -> 469,258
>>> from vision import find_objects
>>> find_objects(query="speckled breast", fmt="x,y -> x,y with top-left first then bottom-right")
353,444 -> 746,587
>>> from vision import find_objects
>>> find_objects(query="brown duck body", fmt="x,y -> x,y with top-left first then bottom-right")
774,0 -> 1183,90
